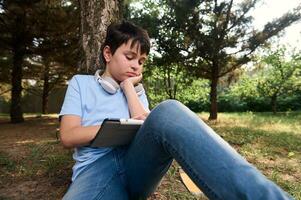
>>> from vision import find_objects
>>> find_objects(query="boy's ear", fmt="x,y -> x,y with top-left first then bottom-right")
103,46 -> 112,63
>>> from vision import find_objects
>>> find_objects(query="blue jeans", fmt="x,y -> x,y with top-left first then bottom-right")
63,100 -> 293,200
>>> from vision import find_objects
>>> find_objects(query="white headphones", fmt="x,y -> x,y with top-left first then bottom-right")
94,69 -> 144,96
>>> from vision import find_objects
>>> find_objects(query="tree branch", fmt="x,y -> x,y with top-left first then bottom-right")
0,88 -> 11,96
226,0 -> 258,32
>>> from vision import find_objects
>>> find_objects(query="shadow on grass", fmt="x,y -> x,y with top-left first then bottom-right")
215,126 -> 301,153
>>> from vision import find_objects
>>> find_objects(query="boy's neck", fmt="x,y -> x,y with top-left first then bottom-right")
102,70 -> 121,84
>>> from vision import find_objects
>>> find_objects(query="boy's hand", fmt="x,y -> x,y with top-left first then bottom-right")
120,74 -> 142,89
132,112 -> 149,121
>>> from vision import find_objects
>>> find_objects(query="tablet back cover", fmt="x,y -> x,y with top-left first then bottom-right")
90,120 -> 141,147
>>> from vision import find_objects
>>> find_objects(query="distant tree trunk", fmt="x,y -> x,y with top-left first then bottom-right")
79,0 -> 123,74
271,94 -> 278,114
209,62 -> 219,120
10,15 -> 26,123
42,63 -> 50,114
209,77 -> 218,120
10,45 -> 25,123
166,67 -> 173,99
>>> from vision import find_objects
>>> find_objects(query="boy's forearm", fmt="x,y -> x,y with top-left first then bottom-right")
60,125 -> 100,148
122,81 -> 149,118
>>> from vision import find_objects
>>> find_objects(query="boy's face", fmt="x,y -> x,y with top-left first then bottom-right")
103,40 -> 147,83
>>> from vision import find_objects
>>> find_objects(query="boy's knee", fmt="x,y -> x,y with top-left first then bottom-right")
156,99 -> 183,111
147,99 -> 186,122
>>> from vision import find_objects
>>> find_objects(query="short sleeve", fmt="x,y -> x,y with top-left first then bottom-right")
59,75 -> 83,118
140,92 -> 150,112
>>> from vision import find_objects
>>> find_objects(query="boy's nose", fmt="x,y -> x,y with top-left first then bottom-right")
131,62 -> 140,71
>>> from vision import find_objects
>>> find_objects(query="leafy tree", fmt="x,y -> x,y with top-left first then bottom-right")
0,0 -> 41,122
19,1 -> 80,114
129,0 -> 301,120
147,64 -> 193,99
228,73 -> 259,101
0,0 -> 80,121
143,62 -> 210,110
257,47 -> 301,113
0,51 -> 11,84
23,55 -> 78,114
143,64 -> 196,107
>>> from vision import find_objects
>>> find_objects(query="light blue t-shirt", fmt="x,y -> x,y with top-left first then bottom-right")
59,74 -> 149,181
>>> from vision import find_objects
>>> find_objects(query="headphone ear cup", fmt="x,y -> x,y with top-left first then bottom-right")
135,83 -> 145,96
100,79 -> 118,94
95,70 -> 119,94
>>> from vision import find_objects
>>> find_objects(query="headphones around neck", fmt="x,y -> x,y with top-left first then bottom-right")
94,70 -> 144,96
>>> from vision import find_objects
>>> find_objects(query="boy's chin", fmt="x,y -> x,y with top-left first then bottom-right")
109,74 -> 123,82
116,77 -> 127,84
119,75 -> 131,82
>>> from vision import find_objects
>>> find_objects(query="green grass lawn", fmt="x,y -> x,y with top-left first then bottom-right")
0,112 -> 300,199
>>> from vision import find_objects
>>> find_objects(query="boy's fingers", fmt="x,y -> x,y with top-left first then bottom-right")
132,115 -> 146,120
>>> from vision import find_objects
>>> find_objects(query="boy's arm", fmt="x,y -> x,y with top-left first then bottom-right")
59,115 -> 100,148
121,79 -> 150,120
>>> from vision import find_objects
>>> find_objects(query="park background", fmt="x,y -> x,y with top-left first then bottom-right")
0,0 -> 301,199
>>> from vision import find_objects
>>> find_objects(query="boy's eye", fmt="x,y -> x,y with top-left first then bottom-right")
139,58 -> 146,65
125,55 -> 133,60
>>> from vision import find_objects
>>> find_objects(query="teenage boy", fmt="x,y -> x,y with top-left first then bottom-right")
59,21 -> 293,200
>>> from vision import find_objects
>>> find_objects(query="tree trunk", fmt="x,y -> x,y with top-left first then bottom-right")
166,67 -> 173,99
42,63 -> 50,114
10,12 -> 27,123
209,77 -> 218,120
209,61 -> 219,120
10,45 -> 24,123
271,95 -> 277,114
79,0 -> 123,74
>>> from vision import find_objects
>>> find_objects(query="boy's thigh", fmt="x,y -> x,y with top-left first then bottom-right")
123,127 -> 173,198
63,150 -> 129,200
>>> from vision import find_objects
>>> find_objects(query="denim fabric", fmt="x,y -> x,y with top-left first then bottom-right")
63,100 -> 293,200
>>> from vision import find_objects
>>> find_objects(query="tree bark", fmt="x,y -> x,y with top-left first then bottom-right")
10,44 -> 25,123
209,77 -> 218,120
42,63 -> 50,114
10,14 -> 26,123
209,62 -> 219,120
166,67 -> 173,99
79,0 -> 123,74
271,94 -> 277,114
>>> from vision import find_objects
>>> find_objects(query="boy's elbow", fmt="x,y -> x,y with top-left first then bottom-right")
61,140 -> 74,149
59,130 -> 74,148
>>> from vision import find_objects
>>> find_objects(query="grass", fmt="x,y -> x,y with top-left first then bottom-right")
0,112 -> 300,199
0,152 -> 16,169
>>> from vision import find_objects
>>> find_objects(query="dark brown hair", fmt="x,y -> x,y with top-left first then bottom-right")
100,21 -> 150,65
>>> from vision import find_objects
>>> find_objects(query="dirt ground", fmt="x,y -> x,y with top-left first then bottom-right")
0,116 -> 70,200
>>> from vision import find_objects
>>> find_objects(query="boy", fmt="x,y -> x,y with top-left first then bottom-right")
59,21 -> 292,200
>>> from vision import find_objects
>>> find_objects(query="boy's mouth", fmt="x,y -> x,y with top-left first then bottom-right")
126,72 -> 137,77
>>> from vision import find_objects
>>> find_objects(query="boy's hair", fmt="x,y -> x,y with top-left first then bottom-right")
100,21 -> 150,65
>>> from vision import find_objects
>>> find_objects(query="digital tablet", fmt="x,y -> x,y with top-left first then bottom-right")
89,118 -> 144,147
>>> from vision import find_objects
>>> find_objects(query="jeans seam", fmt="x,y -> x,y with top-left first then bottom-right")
93,171 -> 120,200
151,129 -> 221,200
113,148 -> 123,174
